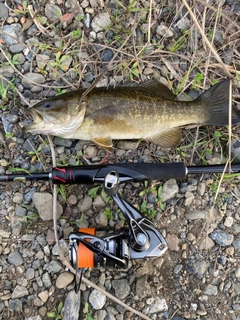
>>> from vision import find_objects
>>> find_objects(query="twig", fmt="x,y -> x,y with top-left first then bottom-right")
203,1 -> 221,87
147,0 -> 153,43
190,126 -> 199,165
203,63 -> 240,77
201,0 -> 208,52
182,0 -> 232,78
26,139 -> 47,171
228,79 -> 232,172
28,5 -> 47,35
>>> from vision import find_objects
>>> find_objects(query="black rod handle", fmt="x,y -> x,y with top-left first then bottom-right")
51,163 -> 187,184
94,163 -> 187,182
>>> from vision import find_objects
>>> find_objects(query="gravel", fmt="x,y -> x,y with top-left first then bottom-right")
0,0 -> 240,319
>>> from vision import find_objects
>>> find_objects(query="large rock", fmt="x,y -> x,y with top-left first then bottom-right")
32,192 -> 63,221
62,290 -> 81,320
2,24 -> 24,45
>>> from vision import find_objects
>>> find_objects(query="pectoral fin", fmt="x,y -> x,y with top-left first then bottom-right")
147,128 -> 181,148
92,137 -> 115,153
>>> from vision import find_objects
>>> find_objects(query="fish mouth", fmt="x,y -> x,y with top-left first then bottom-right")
25,109 -> 54,134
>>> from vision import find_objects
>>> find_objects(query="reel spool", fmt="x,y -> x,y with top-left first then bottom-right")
77,228 -> 96,268
69,227 -> 129,271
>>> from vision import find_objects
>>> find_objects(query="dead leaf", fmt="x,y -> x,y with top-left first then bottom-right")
21,18 -> 34,32
17,4 -> 23,11
20,16 -> 26,24
60,12 -> 75,22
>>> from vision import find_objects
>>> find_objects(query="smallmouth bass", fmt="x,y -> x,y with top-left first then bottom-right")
25,80 -> 240,152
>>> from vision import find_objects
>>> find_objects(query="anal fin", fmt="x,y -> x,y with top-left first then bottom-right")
147,128 -> 181,148
92,137 -> 114,153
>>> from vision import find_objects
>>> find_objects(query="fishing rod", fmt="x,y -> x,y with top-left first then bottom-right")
2,162 -> 238,291
1,162 -> 239,184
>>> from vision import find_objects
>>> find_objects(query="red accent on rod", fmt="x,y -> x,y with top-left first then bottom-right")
54,176 -> 66,183
55,168 -> 66,172
6,175 -> 8,181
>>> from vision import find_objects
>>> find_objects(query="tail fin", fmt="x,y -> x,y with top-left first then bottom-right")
197,80 -> 240,126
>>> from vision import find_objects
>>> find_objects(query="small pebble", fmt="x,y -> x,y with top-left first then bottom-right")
197,310 -> 207,316
91,12 -> 111,32
166,234 -> 180,251
67,194 -> 78,205
224,216 -> 234,228
225,246 -> 234,255
56,272 -> 74,289
204,284 -> 218,296
156,23 -> 173,38
38,290 -> 49,303
8,251 -> 23,266
210,229 -> 234,246
173,264 -> 183,274
235,268 -> 240,278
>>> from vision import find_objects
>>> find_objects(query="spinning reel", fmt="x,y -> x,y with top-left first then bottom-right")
68,170 -> 168,289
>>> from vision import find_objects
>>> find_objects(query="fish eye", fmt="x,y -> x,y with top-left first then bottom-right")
44,102 -> 52,108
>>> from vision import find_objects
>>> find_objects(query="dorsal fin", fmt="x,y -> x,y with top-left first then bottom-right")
119,80 -> 176,100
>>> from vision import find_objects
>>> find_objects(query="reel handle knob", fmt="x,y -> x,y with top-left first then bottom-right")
104,170 -> 119,196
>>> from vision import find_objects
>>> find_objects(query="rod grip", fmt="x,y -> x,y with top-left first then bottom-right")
51,163 -> 187,184
95,162 -> 187,182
